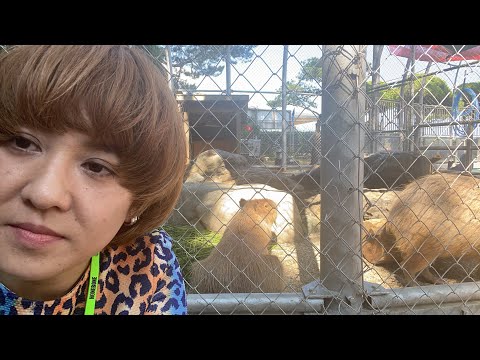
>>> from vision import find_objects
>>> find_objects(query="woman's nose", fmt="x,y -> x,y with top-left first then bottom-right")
20,158 -> 73,212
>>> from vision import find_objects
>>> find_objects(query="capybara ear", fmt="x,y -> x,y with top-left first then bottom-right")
239,198 -> 247,208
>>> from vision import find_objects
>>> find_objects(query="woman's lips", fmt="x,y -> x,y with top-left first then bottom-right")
9,223 -> 64,248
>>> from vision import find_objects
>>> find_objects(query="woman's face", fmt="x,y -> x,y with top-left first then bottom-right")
0,127 -> 133,289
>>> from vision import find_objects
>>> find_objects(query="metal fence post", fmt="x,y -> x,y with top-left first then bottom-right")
281,45 -> 289,170
406,46 -> 416,153
165,45 -> 175,92
320,45 -> 366,313
370,45 -> 383,154
226,45 -> 231,96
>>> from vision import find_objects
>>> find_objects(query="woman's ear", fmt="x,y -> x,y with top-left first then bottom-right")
124,204 -> 140,224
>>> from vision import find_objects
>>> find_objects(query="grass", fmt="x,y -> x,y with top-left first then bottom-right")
161,224 -> 222,282
160,224 -> 281,289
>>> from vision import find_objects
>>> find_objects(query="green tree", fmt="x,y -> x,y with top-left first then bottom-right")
449,82 -> 480,110
367,75 -> 452,105
266,56 -> 323,164
140,45 -> 256,91
460,82 -> 480,96
266,57 -> 322,111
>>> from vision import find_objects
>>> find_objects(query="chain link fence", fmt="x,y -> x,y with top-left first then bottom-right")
6,45 -> 480,314
147,44 -> 480,315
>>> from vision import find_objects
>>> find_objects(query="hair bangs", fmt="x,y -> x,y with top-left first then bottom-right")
0,45 -> 187,246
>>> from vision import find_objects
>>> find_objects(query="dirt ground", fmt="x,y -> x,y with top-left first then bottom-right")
271,237 -> 480,294
270,234 -> 405,293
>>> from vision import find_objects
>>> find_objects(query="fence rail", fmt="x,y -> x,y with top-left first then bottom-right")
159,44 -> 480,315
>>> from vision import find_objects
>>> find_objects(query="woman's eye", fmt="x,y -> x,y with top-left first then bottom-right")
11,136 -> 40,152
83,161 -> 114,177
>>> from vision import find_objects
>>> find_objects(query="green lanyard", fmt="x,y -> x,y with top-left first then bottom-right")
84,253 -> 100,315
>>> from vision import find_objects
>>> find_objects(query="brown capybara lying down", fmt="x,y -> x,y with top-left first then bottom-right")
362,172 -> 480,286
189,198 -> 284,293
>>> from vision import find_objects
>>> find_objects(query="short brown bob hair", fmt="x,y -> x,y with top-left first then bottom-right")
0,45 -> 186,246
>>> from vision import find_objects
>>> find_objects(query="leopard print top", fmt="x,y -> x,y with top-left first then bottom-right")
0,229 -> 187,315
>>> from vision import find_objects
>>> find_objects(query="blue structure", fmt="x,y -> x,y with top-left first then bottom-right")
452,87 -> 480,137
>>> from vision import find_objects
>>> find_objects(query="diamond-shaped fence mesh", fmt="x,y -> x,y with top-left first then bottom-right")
153,44 -> 480,314
7,45 -> 480,314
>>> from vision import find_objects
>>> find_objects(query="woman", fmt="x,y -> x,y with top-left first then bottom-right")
0,45 -> 187,314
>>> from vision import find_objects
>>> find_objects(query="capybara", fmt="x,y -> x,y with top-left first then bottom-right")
292,152 -> 442,191
362,218 -> 396,265
363,172 -> 480,286
363,152 -> 442,189
189,198 -> 284,293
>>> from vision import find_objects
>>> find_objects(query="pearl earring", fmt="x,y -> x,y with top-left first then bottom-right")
125,216 -> 139,226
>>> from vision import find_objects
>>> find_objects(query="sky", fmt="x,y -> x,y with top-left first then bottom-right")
177,45 -> 480,131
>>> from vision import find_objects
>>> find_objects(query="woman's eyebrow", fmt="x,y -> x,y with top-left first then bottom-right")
83,139 -> 118,155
